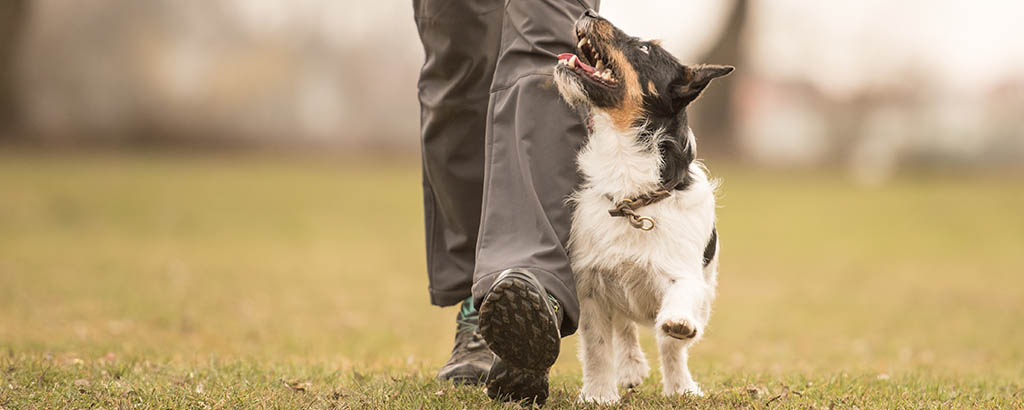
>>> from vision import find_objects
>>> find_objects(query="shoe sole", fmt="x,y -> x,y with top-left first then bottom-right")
478,271 -> 560,371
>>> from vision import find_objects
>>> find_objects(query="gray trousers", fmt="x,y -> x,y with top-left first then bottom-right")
414,0 -> 598,336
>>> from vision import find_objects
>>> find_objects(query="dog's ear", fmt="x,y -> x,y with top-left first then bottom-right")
672,64 -> 734,107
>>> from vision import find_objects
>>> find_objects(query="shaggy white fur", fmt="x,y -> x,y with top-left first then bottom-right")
569,112 -> 720,404
553,65 -> 589,109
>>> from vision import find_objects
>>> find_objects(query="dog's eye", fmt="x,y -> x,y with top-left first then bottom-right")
639,45 -> 650,54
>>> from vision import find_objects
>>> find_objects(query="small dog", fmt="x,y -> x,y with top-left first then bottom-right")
553,10 -> 732,404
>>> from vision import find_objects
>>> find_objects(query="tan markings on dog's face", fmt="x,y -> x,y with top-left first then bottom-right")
647,80 -> 659,96
601,45 -> 644,131
591,19 -> 615,40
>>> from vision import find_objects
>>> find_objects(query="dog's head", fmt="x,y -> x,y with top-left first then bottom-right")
554,10 -> 733,131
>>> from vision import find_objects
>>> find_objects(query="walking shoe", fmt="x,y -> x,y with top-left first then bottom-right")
478,268 -> 563,405
437,297 -> 495,385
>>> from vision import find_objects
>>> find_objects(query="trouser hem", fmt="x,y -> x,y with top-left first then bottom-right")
429,287 -> 473,307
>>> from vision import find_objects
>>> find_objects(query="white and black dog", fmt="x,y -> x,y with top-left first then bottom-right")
553,10 -> 732,404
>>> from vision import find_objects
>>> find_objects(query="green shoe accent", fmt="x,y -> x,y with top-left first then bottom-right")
438,296 -> 495,385
456,296 -> 478,333
547,294 -> 560,315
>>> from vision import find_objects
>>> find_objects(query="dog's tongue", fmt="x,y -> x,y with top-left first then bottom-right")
557,53 -> 595,73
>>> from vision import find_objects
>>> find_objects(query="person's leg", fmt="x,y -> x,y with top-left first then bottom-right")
413,0 -> 503,383
473,0 -> 599,404
475,0 -> 599,341
414,0 -> 503,307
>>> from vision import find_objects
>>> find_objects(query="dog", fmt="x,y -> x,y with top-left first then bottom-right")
553,10 -> 733,404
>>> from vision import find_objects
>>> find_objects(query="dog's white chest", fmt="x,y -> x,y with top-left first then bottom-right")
568,115 -> 718,323
570,181 -> 716,321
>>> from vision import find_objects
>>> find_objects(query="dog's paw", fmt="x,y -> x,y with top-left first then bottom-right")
659,317 -> 700,340
578,388 -> 620,404
617,356 -> 650,388
664,382 -> 703,397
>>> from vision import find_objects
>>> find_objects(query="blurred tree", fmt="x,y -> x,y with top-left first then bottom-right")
692,0 -> 747,157
0,0 -> 28,138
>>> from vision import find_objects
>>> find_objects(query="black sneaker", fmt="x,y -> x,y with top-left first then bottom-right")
478,268 -> 563,405
437,297 -> 495,385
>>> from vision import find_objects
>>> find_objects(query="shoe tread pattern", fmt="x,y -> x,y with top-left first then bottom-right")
479,278 -> 560,370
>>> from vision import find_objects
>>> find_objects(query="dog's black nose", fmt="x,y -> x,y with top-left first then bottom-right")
583,9 -> 599,19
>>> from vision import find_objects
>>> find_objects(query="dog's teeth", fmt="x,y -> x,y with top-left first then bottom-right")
595,60 -> 604,71
578,37 -> 587,49
569,55 -> 578,67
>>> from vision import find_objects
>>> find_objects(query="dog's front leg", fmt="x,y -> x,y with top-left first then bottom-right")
577,296 -> 619,403
656,333 -> 701,396
655,276 -> 708,396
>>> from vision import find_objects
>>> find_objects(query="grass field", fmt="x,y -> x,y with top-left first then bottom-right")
1,150 -> 1023,408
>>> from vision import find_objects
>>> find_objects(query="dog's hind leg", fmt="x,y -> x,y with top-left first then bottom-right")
612,314 -> 649,389
577,297 -> 619,403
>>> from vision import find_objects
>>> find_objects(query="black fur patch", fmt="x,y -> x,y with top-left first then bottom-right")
702,226 -> 717,267
561,12 -> 732,192
622,37 -> 695,189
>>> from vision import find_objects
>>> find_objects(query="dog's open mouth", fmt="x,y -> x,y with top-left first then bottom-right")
557,33 -> 618,87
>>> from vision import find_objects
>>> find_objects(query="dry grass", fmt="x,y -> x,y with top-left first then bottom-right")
1,151 -> 1022,408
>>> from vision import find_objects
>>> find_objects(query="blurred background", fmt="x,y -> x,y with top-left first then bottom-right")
2,0 -> 1023,176
1,0 -> 1023,388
